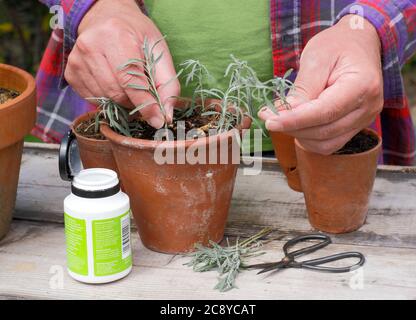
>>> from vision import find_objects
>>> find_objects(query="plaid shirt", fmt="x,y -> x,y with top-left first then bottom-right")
35,0 -> 416,165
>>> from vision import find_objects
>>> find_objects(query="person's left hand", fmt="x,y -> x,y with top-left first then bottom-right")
258,14 -> 384,155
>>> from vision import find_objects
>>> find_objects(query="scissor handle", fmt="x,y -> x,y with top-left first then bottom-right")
284,233 -> 331,259
298,251 -> 366,273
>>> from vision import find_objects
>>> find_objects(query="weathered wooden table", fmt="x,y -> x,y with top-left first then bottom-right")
0,143 -> 415,300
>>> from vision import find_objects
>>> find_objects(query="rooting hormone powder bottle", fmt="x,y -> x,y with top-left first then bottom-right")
64,168 -> 132,284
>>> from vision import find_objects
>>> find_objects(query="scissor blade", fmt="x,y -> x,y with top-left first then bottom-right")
247,262 -> 276,270
257,261 -> 287,275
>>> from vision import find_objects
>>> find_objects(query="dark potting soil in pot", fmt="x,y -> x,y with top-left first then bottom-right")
76,116 -> 106,140
334,131 -> 379,155
123,107 -> 221,141
0,88 -> 19,104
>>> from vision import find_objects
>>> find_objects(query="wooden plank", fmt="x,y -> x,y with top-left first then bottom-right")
15,144 -> 416,249
16,144 -> 68,223
228,167 -> 416,249
0,220 -> 415,300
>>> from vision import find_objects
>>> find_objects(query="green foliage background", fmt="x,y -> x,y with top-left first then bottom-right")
0,0 -> 51,74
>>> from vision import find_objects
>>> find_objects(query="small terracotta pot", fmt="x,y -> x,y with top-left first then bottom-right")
269,131 -> 302,192
295,129 -> 382,234
0,63 -> 36,239
71,111 -> 118,173
101,106 -> 251,253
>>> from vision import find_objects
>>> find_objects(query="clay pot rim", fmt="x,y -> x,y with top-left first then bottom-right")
101,120 -> 250,150
71,110 -> 109,144
100,98 -> 252,150
0,63 -> 36,113
294,128 -> 382,158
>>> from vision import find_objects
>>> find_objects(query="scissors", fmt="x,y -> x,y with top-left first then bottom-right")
248,233 -> 365,274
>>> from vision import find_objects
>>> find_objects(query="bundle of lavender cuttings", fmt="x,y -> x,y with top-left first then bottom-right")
184,228 -> 272,292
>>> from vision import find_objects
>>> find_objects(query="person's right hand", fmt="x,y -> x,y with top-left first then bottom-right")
64,0 -> 179,128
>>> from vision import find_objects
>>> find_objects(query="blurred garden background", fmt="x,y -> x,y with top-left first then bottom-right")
1,0 -> 415,142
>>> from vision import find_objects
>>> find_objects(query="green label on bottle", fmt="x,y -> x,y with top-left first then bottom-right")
64,213 -> 88,276
92,211 -> 132,277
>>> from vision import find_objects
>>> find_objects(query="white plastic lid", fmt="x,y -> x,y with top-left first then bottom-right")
72,168 -> 119,192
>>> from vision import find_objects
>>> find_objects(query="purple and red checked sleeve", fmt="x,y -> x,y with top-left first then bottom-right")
38,0 -> 147,87
336,0 -> 416,109
39,0 -> 97,87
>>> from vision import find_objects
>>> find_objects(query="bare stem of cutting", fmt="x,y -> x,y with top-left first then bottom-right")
184,228 -> 273,292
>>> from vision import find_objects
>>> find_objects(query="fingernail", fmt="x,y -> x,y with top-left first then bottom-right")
164,114 -> 173,124
148,116 -> 164,129
164,104 -> 174,124
259,106 -> 269,113
265,120 -> 282,132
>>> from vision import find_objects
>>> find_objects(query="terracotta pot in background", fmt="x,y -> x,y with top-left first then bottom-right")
295,129 -> 382,234
269,131 -> 302,192
71,111 -> 118,173
0,63 -> 36,240
101,112 -> 251,254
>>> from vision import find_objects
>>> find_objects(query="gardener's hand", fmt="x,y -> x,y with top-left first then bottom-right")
64,0 -> 179,128
259,15 -> 383,155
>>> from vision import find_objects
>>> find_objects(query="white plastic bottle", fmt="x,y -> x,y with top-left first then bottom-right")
64,168 -> 132,284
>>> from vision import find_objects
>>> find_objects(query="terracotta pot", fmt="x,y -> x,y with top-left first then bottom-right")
101,109 -> 251,253
0,63 -> 36,239
295,129 -> 382,234
269,131 -> 302,192
71,111 -> 118,172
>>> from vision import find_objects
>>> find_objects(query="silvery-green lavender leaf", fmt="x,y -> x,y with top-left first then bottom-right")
127,70 -> 146,77
118,58 -> 146,70
130,101 -> 155,115
127,83 -> 148,91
